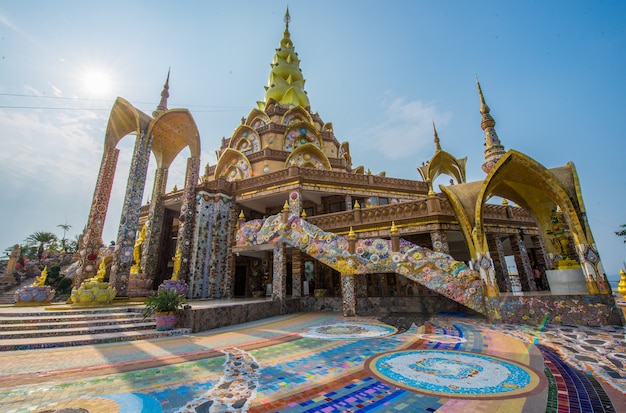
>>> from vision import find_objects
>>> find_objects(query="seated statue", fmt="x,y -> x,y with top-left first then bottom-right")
33,266 -> 47,286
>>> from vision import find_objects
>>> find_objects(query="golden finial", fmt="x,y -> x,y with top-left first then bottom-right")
390,221 -> 398,235
354,200 -> 361,209
300,209 -> 307,218
284,6 -> 291,28
502,198 -> 509,206
433,121 -> 441,151
172,185 -> 178,192
348,227 -> 356,240
153,68 -> 170,117
283,200 -> 290,211
476,75 -> 490,115
239,210 -> 245,219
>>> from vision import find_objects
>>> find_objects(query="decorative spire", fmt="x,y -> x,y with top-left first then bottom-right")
476,76 -> 505,174
433,121 -> 441,151
261,7 -> 310,109
153,68 -> 170,117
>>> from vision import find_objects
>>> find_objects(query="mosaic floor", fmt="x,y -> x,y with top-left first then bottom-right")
0,312 -> 624,413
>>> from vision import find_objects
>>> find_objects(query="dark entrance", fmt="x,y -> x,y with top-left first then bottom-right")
234,265 -> 247,297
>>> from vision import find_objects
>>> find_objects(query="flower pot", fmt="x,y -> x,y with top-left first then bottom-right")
155,312 -> 176,331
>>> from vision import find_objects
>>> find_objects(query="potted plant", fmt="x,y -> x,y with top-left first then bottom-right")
143,289 -> 186,330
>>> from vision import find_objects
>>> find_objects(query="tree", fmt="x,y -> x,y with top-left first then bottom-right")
24,231 -> 58,261
57,222 -> 72,251
616,224 -> 626,243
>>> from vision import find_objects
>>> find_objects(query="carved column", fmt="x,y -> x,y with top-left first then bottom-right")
510,233 -> 536,291
291,249 -> 302,297
109,131 -> 152,296
577,243 -> 609,294
429,229 -> 450,254
272,243 -> 287,300
487,233 -> 511,292
174,157 -> 200,282
142,167 -> 168,280
341,273 -> 356,316
75,145 -> 119,287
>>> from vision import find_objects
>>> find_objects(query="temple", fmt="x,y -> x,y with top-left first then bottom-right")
74,9 -> 622,327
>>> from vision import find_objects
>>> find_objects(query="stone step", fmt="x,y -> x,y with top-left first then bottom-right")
0,311 -> 145,324
0,316 -> 146,330
0,321 -> 156,338
0,328 -> 191,351
0,306 -> 144,318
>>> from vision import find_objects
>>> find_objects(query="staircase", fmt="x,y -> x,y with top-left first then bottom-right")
0,306 -> 191,351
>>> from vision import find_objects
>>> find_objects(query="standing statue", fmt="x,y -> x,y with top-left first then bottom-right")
130,224 -> 147,274
171,248 -> 181,281
4,244 -> 20,276
33,266 -> 48,286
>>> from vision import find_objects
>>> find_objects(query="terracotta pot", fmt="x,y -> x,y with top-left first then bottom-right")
155,312 -> 176,331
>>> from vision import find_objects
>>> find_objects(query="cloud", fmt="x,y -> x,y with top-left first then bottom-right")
357,97 -> 451,161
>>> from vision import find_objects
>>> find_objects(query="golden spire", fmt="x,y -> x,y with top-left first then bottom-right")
283,200 -> 290,211
390,221 -> 398,234
433,121 -> 441,151
153,68 -> 170,117
239,210 -> 246,219
476,76 -> 505,174
348,226 -> 356,240
262,7 -> 310,109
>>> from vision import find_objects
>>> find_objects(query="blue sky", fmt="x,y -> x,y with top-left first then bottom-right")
1,1 -> 625,279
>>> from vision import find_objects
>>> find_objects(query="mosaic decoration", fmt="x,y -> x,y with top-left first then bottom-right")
300,322 -> 397,340
430,229 -> 450,254
578,243 -> 610,294
76,146 -> 119,286
340,273 -> 356,316
175,348 -> 260,413
236,213 -> 486,314
366,349 -> 542,399
416,333 -> 467,344
189,192 -> 233,299
175,156 -> 200,281
282,109 -> 312,127
250,114 -> 270,129
231,127 -> 261,155
142,167 -> 169,279
283,125 -> 321,151
110,130 -> 152,296
272,243 -> 286,300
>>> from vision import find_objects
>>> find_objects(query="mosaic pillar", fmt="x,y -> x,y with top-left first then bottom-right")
109,131 -> 152,296
475,251 -> 499,297
288,189 -> 302,216
272,243 -> 287,300
531,235 -> 552,270
341,273 -> 356,317
429,229 -> 450,254
174,157 -> 200,282
75,146 -> 119,287
291,249 -> 302,297
511,233 -> 536,291
224,205 -> 238,299
577,243 -> 609,294
142,167 -> 168,280
487,234 -> 511,292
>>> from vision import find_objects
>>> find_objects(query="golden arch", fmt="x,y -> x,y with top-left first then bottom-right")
214,148 -> 252,181
283,122 -> 322,151
245,109 -> 270,128
229,125 -> 261,154
418,150 -> 467,185
147,109 -> 201,169
104,97 -> 152,149
284,143 -> 332,170
281,106 -> 313,126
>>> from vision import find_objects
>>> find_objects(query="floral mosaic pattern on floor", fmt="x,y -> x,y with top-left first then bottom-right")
366,349 -> 544,399
300,322 -> 397,340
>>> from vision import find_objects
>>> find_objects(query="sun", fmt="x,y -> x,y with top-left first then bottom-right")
81,69 -> 113,96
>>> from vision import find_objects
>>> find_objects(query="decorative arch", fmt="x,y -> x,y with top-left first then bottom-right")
283,122 -> 321,151
104,97 -> 151,149
281,106 -> 313,126
418,150 -> 467,185
473,150 -> 586,252
245,109 -> 270,129
229,126 -> 261,155
148,109 -> 201,168
214,148 -> 252,181
284,143 -> 332,170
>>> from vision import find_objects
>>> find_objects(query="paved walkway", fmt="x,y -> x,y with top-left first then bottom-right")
0,311 -> 624,412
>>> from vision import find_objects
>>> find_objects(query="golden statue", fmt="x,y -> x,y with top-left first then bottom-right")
131,224 -> 147,274
171,248 -> 181,281
33,266 -> 48,287
95,258 -> 107,282
547,208 -> 569,257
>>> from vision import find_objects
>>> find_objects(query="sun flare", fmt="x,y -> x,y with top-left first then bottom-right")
82,70 -> 112,96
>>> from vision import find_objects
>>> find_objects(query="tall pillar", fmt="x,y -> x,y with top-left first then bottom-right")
272,243 -> 287,300
510,233 -> 536,291
142,167 -> 168,280
429,229 -> 450,254
487,233 -> 511,292
577,243 -> 609,294
109,131 -> 152,296
291,249 -> 303,297
75,146 -> 119,287
288,189 -> 302,216
531,235 -> 552,270
174,157 -> 200,282
341,273 -> 356,316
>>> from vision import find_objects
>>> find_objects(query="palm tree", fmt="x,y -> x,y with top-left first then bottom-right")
25,231 -> 58,262
57,223 -> 72,251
